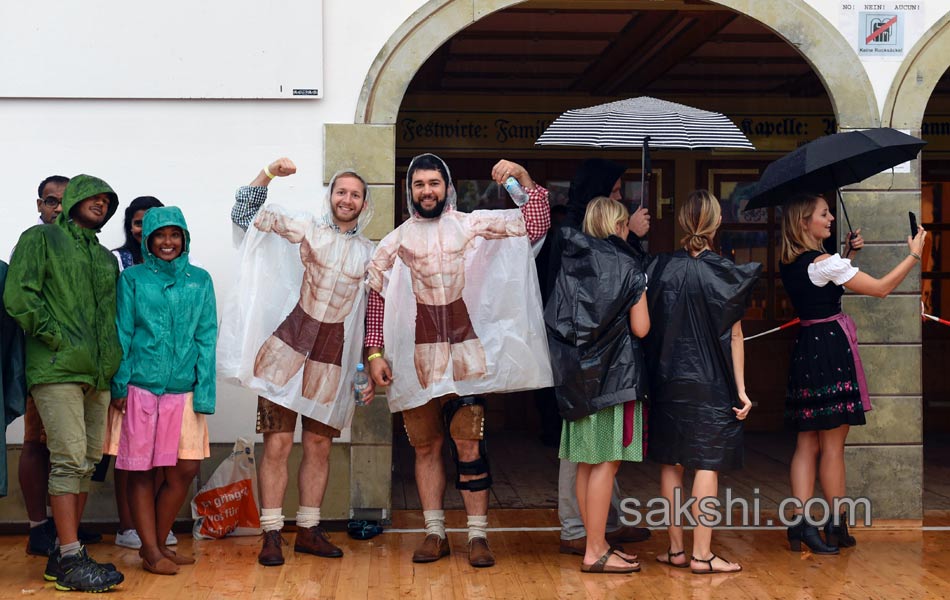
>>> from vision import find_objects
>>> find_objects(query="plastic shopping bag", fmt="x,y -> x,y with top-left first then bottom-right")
191,438 -> 262,539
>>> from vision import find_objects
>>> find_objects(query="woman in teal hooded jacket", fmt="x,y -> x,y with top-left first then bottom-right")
109,206 -> 216,575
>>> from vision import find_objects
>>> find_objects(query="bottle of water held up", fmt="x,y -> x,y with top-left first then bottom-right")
503,176 -> 530,207
353,363 -> 370,407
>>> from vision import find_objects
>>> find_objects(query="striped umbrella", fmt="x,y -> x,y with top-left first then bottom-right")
535,96 -> 754,150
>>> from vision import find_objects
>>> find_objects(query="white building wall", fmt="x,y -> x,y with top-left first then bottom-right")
1,0 -> 946,442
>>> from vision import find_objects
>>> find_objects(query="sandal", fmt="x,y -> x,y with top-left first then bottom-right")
580,548 -> 641,574
690,553 -> 742,575
656,547 -> 689,568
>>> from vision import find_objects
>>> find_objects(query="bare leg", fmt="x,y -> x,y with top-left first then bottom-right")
790,432 -> 820,517
299,430 -> 332,507
414,342 -> 451,389
690,470 -> 740,572
259,432 -> 293,510
658,464 -> 688,566
414,436 -> 446,511
19,442 -> 51,523
254,336 -> 306,386
817,425 -> 849,504
128,470 -> 165,566
115,468 -> 134,532
49,493 -> 80,546
155,460 -> 200,560
582,461 -> 632,569
301,362 -> 341,405
449,339 -> 487,382
455,438 -> 488,516
576,463 -> 591,532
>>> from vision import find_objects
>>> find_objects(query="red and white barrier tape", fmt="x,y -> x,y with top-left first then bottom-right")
743,318 -> 800,341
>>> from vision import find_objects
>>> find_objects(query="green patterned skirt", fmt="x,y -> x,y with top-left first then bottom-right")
558,401 -> 643,464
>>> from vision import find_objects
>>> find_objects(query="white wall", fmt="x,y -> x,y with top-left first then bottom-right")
2,0 -> 948,443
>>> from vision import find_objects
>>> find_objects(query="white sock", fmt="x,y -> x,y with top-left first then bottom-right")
29,519 -> 48,529
296,506 -> 321,529
46,507 -> 53,518
467,515 -> 488,543
260,508 -> 285,532
60,540 -> 81,557
423,510 -> 446,539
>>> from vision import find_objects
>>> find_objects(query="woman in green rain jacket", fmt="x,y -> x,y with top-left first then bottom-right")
107,206 -> 216,576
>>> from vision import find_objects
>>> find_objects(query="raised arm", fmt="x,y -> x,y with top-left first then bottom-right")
731,321 -> 751,420
490,159 -> 550,242
253,207 -> 308,244
231,157 -> 297,231
841,228 -> 926,298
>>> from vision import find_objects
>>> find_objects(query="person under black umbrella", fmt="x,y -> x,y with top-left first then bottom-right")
779,192 -> 926,554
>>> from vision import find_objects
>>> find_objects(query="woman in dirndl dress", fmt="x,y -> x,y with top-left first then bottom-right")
779,192 -> 926,554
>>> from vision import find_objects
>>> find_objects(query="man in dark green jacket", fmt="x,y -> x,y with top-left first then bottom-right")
4,175 -> 125,593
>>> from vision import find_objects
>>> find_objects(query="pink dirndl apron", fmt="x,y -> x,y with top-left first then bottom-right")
799,313 -> 872,412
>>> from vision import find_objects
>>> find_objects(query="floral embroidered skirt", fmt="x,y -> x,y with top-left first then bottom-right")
785,320 -> 866,431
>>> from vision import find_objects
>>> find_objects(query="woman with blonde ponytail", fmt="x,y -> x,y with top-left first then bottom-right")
645,190 -> 761,574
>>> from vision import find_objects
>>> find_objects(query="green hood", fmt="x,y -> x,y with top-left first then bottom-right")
142,206 -> 191,268
59,174 -> 119,229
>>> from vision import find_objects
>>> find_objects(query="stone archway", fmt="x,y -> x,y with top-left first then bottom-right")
883,13 -> 950,129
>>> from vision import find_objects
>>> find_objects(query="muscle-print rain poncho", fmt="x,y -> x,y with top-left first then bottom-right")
365,153 -> 552,413
217,171 -> 375,431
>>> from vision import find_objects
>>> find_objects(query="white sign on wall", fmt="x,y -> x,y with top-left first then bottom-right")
0,1 -> 323,99
839,1 -> 924,60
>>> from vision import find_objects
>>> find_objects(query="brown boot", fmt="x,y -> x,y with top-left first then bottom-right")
411,534 -> 450,563
258,530 -> 286,566
294,526 -> 343,558
467,537 -> 495,568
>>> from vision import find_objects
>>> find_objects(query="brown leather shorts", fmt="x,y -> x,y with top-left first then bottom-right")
272,303 -> 345,365
402,396 -> 484,447
255,396 -> 340,438
23,396 -> 47,444
415,298 -> 478,345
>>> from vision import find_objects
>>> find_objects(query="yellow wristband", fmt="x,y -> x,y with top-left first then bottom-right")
366,352 -> 383,362
264,164 -> 276,179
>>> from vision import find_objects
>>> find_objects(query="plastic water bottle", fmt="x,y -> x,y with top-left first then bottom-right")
503,176 -> 530,207
353,363 -> 370,406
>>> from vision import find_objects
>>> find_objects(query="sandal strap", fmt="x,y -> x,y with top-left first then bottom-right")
691,553 -> 718,566
667,547 -> 685,557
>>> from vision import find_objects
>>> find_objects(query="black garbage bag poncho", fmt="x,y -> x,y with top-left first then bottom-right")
645,250 -> 761,471
544,227 -> 648,421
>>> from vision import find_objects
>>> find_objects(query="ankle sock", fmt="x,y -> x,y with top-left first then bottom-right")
423,510 -> 446,539
467,515 -> 488,543
46,507 -> 53,518
60,541 -> 81,557
260,508 -> 285,532
29,519 -> 48,529
296,506 -> 320,529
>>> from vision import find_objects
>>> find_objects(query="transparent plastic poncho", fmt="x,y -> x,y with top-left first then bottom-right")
217,171 -> 375,430
365,153 -> 552,412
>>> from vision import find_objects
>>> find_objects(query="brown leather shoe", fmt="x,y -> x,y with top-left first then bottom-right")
411,534 -> 450,563
294,526 -> 343,558
605,525 -> 651,544
258,530 -> 286,566
467,537 -> 495,568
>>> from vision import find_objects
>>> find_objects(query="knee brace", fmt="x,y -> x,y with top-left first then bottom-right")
442,396 -> 492,492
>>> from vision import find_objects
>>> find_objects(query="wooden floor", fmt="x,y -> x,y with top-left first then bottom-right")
3,509 -> 949,599
394,430 -> 950,514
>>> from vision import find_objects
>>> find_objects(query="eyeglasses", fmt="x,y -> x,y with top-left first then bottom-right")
41,196 -> 62,208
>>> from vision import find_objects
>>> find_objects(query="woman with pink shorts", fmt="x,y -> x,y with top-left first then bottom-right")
109,206 -> 217,575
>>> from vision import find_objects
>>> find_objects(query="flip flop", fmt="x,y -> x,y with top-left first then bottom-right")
690,553 -> 742,575
580,548 -> 641,574
656,547 -> 689,568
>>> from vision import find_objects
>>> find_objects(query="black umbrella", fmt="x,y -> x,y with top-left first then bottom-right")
743,128 -> 927,233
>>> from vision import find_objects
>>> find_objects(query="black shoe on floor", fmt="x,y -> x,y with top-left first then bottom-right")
27,520 -> 57,557
77,526 -> 103,545
45,548 -> 117,582
52,547 -> 124,592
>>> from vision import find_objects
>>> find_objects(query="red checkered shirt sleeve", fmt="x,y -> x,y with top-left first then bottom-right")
521,185 -> 551,243
364,289 -> 385,348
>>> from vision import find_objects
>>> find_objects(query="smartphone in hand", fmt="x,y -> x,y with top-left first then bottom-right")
909,211 -> 919,237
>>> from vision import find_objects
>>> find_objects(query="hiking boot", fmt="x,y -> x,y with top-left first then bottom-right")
294,526 -> 343,558
411,534 -> 450,563
48,548 -> 124,592
467,537 -> 495,568
258,530 -> 286,566
45,548 -> 116,582
27,520 -> 57,557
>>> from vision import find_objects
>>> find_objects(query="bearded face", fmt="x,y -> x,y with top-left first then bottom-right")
410,169 -> 447,219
